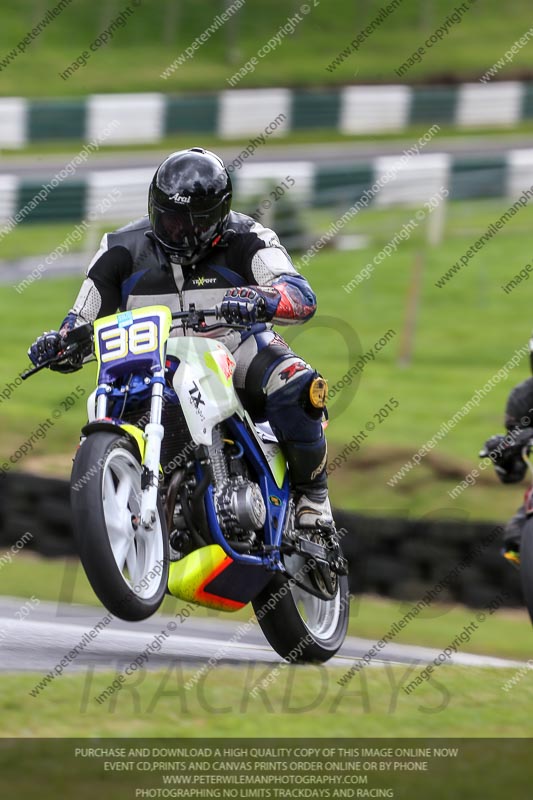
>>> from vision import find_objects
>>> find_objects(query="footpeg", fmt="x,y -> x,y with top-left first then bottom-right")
285,532 -> 348,576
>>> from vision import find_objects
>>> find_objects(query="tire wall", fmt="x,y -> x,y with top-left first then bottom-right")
0,474 -> 522,607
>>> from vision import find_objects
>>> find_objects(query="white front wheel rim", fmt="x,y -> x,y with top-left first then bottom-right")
101,448 -> 163,599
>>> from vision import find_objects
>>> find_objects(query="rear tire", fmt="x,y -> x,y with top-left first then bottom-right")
71,432 -> 169,621
252,564 -> 349,663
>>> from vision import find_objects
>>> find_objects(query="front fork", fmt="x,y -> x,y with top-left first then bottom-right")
96,371 -> 165,530
141,373 -> 165,528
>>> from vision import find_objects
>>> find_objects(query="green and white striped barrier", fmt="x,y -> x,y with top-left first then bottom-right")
1,81 -> 533,148
2,148 -> 533,231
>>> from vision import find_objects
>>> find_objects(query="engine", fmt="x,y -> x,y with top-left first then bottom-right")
215,477 -> 266,534
209,425 -> 266,536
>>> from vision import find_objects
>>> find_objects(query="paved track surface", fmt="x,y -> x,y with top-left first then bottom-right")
2,135 -> 533,178
0,598 -> 523,674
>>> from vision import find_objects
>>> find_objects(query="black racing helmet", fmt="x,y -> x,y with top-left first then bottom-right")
148,147 -> 232,265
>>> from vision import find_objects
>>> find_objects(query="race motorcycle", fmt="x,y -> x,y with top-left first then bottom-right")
23,304 -> 349,662
481,438 -> 533,625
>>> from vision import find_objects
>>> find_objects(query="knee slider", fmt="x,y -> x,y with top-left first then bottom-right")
308,373 -> 328,411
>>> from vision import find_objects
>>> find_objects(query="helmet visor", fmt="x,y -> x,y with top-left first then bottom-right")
151,199 -> 226,255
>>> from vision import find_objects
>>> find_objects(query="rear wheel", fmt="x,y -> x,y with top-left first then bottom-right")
252,536 -> 349,662
71,432 -> 169,621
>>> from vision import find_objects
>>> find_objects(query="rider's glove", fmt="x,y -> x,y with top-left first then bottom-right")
482,434 -> 509,464
482,429 -> 533,484
484,429 -> 533,462
28,331 -> 80,373
220,287 -> 278,325
28,331 -> 64,367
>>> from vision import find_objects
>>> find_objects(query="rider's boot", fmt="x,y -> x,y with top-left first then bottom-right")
296,490 -> 333,529
283,438 -> 333,529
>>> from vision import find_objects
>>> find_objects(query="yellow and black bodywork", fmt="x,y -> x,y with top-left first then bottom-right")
168,544 -> 273,611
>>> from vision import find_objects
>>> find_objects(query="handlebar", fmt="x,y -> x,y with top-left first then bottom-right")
170,305 -> 250,332
22,305 -> 249,380
171,308 -> 219,321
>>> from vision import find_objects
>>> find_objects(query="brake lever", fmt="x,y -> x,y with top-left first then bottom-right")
21,361 -> 55,380
21,350 -> 71,380
169,305 -> 251,333
193,321 -> 251,332
185,307 -> 250,332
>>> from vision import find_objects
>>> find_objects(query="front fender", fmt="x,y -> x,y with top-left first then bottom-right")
80,420 -> 146,461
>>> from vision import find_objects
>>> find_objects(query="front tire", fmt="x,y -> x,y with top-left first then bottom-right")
252,563 -> 349,663
71,432 -> 169,621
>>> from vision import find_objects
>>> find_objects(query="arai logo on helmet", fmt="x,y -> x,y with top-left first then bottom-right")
169,193 -> 191,205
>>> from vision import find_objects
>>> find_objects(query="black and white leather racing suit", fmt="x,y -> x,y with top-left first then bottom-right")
60,210 -> 329,513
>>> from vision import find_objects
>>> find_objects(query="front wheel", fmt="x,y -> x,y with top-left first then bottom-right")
71,432 -> 169,621
252,559 -> 349,663
520,517 -> 533,625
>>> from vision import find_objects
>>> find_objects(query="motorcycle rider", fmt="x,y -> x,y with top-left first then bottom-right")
483,366 -> 533,565
28,147 -> 331,528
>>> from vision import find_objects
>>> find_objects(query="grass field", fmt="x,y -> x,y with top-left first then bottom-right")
0,0 -> 532,95
0,222 -> 97,261
2,664 -> 532,738
2,196 -> 533,521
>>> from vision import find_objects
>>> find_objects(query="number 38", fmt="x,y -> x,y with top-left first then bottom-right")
101,321 -> 159,362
